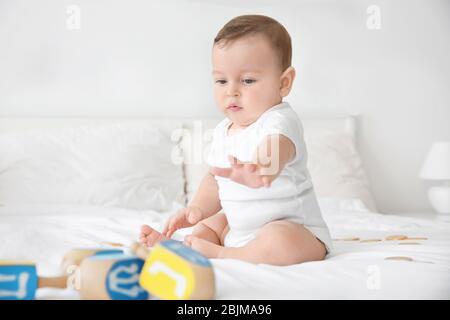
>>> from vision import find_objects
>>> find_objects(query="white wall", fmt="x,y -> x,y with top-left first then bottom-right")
0,0 -> 449,213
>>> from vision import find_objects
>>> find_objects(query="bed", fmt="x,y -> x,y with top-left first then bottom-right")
0,115 -> 449,300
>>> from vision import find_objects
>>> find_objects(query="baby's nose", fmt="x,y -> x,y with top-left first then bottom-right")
227,91 -> 240,98
226,84 -> 240,97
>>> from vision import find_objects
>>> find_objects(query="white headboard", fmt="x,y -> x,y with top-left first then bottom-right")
0,117 -> 183,135
0,115 -> 357,138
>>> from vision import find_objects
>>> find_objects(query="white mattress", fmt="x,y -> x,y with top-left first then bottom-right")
0,200 -> 449,300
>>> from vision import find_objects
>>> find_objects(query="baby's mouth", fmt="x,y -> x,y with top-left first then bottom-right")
227,104 -> 243,112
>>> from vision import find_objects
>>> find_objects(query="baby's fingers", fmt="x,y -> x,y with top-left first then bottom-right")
228,155 -> 244,168
210,167 -> 232,178
165,228 -> 176,238
141,224 -> 153,235
139,236 -> 147,244
161,220 -> 171,236
163,210 -> 185,236
258,164 -> 278,176
163,220 -> 177,237
244,163 -> 256,173
162,222 -> 176,238
162,217 -> 177,236
261,176 -> 272,188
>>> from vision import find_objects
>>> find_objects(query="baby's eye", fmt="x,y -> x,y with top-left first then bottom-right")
242,79 -> 256,85
215,79 -> 227,85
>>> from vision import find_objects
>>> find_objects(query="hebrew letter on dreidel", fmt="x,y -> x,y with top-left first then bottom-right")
0,263 -> 39,300
0,272 -> 29,299
108,263 -> 145,298
148,261 -> 187,298
83,255 -> 149,300
0,263 -> 68,300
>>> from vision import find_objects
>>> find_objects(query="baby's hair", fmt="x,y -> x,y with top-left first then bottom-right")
214,15 -> 292,71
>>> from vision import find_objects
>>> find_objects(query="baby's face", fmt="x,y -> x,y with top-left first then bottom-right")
212,34 -> 287,128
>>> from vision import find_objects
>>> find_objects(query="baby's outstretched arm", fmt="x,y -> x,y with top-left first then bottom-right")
210,134 -> 295,188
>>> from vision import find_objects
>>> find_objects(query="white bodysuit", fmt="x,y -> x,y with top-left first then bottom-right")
207,101 -> 333,254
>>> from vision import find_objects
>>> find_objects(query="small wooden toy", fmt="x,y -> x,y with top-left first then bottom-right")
1,251 -> 147,300
0,261 -> 68,300
385,235 -> 408,240
61,248 -> 124,274
78,254 -> 149,300
135,240 -> 215,300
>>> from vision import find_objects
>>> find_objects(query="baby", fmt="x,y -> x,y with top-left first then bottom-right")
140,15 -> 333,266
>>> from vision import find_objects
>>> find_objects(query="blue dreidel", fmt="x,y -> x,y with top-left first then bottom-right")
137,240 -> 215,300
78,254 -> 149,300
0,261 -> 68,300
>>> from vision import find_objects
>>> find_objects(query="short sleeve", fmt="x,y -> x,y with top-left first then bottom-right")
257,110 -> 304,166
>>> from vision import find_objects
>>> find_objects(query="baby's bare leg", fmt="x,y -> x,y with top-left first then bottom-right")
186,212 -> 229,245
140,213 -> 228,249
218,220 -> 326,266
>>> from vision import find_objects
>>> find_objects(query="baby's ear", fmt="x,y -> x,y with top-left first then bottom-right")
280,67 -> 296,97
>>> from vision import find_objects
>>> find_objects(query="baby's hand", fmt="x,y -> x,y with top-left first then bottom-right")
162,205 -> 204,238
210,155 -> 279,188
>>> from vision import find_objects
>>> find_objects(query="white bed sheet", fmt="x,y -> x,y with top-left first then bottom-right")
0,200 -> 449,300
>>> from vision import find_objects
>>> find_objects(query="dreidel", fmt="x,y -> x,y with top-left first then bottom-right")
1,253 -> 148,300
0,261 -> 68,300
134,240 -> 215,300
61,248 -> 124,274
78,254 -> 149,300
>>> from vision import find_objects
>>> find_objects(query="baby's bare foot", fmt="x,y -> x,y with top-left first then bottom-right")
140,224 -> 169,247
184,235 -> 223,259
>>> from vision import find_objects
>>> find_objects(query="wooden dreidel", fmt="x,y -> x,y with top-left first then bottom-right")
78,254 -> 149,300
61,248 -> 124,274
137,240 -> 215,300
0,261 -> 68,300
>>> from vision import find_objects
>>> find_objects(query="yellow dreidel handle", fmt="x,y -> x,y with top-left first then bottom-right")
131,240 -> 215,300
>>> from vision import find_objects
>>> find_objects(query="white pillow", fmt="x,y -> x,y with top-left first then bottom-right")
182,120 -> 377,212
0,123 -> 184,211
305,130 -> 377,212
180,119 -> 217,205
